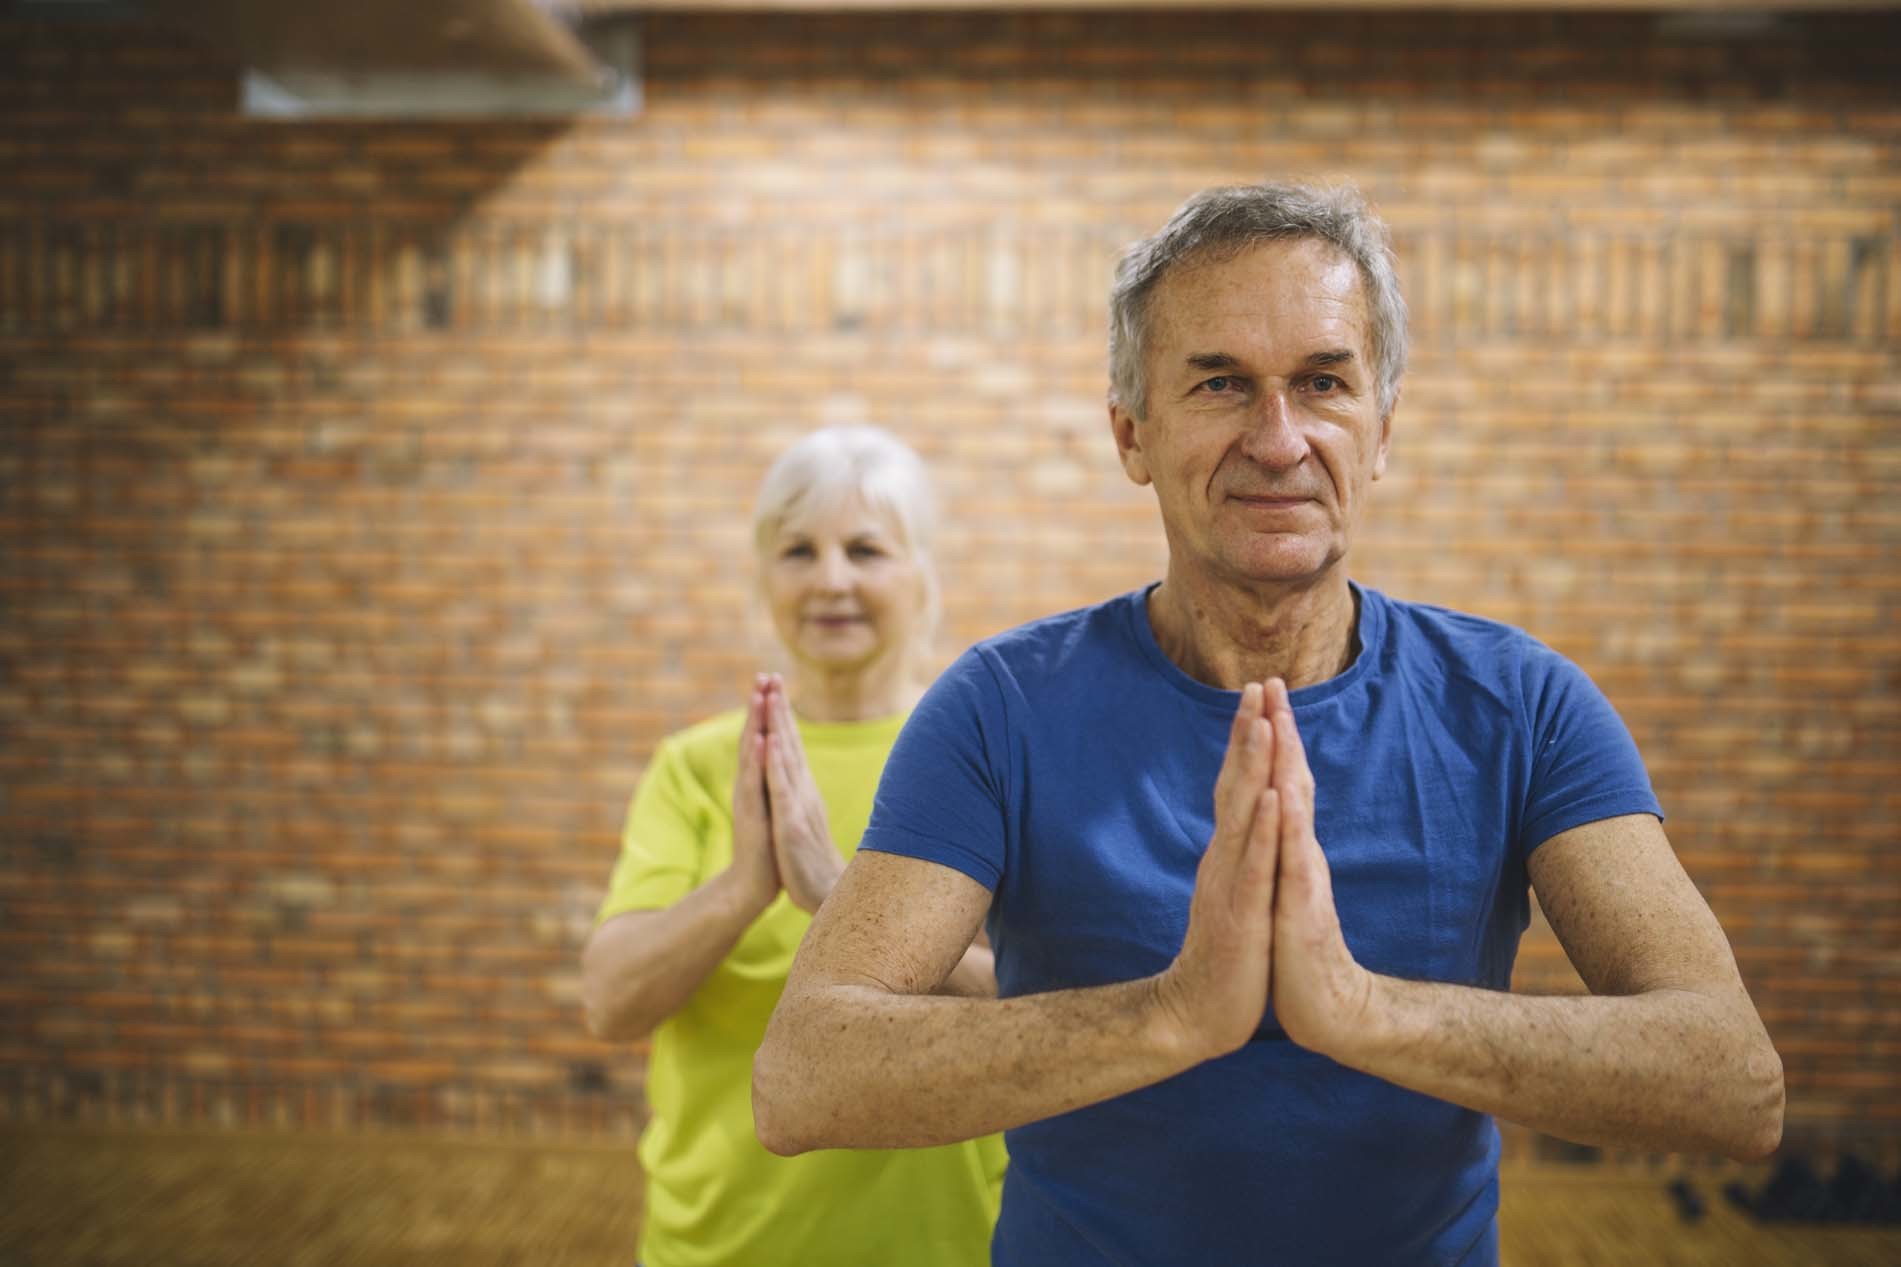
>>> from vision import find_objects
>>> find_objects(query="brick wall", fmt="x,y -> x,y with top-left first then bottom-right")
0,10 -> 1895,1152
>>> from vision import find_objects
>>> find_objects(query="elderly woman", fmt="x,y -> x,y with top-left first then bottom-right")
581,425 -> 1005,1267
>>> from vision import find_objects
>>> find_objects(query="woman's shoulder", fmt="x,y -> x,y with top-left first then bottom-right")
652,708 -> 748,777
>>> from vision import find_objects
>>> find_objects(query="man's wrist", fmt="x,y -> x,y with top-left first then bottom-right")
1140,971 -> 1208,1073
1326,971 -> 1408,1073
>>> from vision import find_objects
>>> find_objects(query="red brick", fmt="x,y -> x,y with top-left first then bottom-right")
1,7 -> 1897,1149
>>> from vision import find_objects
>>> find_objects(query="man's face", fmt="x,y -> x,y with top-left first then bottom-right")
1110,237 -> 1393,590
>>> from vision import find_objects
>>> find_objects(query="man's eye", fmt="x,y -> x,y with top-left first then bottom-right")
1310,375 -> 1340,393
1202,376 -> 1237,393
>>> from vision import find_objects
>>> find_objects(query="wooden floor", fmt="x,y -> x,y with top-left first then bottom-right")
2,1126 -> 1898,1266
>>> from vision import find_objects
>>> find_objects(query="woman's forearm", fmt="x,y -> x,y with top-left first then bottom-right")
581,871 -> 772,1042
938,943 -> 997,997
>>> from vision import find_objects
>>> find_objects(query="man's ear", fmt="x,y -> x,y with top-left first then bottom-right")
1109,399 -> 1152,487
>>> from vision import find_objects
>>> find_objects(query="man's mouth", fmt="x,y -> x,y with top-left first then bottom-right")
1228,493 -> 1310,507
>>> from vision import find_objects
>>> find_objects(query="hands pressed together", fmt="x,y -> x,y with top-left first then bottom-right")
729,674 -> 846,916
1159,679 -> 1377,1065
735,669 -> 1374,1051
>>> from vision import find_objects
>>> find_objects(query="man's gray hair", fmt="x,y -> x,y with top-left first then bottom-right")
1108,181 -> 1409,420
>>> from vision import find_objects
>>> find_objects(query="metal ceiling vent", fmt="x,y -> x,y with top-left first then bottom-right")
146,0 -> 639,118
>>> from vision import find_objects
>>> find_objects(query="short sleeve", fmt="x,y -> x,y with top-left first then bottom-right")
595,737 -> 714,923
1518,647 -> 1664,856
858,647 -> 1011,891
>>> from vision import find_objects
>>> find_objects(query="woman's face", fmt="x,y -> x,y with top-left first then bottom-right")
762,496 -> 925,678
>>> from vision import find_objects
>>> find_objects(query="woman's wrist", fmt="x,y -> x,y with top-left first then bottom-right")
713,864 -> 778,923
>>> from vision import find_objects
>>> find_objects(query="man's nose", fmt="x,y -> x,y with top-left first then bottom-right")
1240,390 -> 1310,468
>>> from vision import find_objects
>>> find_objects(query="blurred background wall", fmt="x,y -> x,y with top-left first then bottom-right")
0,6 -> 1895,1158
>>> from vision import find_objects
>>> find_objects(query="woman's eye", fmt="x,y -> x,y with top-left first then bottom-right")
847,544 -> 885,561
781,543 -> 814,560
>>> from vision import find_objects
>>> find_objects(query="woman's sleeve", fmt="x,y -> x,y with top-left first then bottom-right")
594,737 -> 713,923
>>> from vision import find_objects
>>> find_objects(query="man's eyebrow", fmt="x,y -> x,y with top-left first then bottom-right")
1181,349 -> 1358,373
1183,352 -> 1242,372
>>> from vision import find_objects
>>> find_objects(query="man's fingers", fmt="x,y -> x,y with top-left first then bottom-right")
1213,682 -> 1263,797
1266,678 -> 1311,800
1205,717 -> 1271,891
1263,681 -> 1335,913
1238,785 -> 1281,910
1223,713 -> 1273,832
1213,683 -> 1268,828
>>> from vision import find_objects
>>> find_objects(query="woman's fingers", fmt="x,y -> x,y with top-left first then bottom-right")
765,675 -> 814,767
739,689 -> 765,775
764,732 -> 787,796
764,733 -> 806,841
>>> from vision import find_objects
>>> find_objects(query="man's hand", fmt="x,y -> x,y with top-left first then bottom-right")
725,678 -> 783,915
1154,681 -> 1284,1062
762,676 -> 846,914
1263,677 -> 1376,1057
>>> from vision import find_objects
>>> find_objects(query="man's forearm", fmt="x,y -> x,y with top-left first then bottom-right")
752,974 -> 1194,1154
1341,975 -> 1784,1160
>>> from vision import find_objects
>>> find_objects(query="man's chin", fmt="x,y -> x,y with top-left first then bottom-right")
1206,541 -> 1338,588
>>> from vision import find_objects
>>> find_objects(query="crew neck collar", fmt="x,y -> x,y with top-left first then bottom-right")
790,709 -> 912,747
1123,579 -> 1384,713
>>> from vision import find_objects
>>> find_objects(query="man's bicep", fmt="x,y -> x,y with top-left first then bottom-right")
789,851 -> 993,997
1528,814 -> 1746,999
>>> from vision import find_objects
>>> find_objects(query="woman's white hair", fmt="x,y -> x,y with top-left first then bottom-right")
751,425 -> 942,657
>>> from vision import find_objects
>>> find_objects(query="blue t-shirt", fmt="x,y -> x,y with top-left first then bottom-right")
862,583 -> 1663,1267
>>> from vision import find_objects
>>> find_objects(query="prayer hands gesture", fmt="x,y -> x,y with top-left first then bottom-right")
1158,679 -> 1374,1063
726,674 -> 845,916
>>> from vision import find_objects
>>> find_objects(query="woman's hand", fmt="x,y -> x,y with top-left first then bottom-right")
725,678 -> 782,915
762,676 -> 846,914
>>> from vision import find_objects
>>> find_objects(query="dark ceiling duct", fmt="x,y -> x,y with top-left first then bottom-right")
141,0 -> 638,117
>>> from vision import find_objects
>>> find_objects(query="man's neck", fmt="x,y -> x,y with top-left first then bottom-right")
1146,567 -> 1360,692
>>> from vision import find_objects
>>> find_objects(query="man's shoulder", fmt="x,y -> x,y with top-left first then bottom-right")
1373,588 -> 1564,677
963,590 -> 1143,683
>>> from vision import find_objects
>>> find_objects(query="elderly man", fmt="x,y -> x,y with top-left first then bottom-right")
752,182 -> 1783,1266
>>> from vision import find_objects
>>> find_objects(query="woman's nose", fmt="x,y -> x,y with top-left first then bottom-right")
815,548 -> 852,591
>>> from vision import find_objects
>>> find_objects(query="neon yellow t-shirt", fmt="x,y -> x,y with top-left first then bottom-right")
597,707 -> 1007,1267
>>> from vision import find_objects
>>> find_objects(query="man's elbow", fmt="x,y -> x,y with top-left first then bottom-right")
1728,1043 -> 1786,1162
750,1043 -> 815,1157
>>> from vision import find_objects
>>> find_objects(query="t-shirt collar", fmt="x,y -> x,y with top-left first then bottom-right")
1123,578 -> 1385,715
